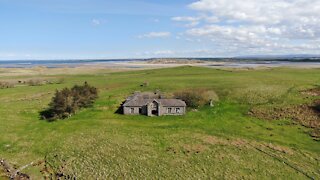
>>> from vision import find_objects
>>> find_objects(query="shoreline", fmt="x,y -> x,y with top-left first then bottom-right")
1,60 -> 320,77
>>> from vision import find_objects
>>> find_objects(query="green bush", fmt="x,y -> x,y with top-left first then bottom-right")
56,78 -> 65,84
174,89 -> 218,108
40,82 -> 98,121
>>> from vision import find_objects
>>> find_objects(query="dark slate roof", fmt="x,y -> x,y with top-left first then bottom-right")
158,99 -> 186,107
123,98 -> 151,107
123,93 -> 186,107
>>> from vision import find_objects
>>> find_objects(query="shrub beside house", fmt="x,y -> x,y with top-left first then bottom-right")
40,82 -> 98,121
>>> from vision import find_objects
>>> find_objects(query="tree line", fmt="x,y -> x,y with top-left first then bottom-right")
40,82 -> 98,121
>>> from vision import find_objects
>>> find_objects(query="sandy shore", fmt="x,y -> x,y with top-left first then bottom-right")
1,60 -> 320,77
115,61 -> 320,69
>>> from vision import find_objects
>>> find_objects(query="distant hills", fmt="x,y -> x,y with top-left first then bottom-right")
148,55 -> 320,63
234,54 -> 320,60
149,54 -> 320,62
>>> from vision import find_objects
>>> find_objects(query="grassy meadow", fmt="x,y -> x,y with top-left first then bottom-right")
0,66 -> 320,179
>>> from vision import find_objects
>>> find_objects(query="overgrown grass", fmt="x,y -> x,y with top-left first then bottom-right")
0,66 -> 319,179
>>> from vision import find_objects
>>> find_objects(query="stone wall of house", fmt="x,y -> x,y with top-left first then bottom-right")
160,106 -> 186,116
123,105 -> 186,116
147,101 -> 160,116
123,106 -> 147,115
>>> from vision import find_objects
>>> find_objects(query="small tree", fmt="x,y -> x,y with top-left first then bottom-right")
40,88 -> 75,120
72,82 -> 98,108
40,82 -> 98,121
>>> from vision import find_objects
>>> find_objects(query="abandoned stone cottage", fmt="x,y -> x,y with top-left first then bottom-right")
123,92 -> 186,116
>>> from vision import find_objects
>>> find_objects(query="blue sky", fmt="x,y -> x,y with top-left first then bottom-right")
1,0 -> 319,60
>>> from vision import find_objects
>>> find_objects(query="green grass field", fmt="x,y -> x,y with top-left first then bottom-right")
0,66 -> 319,179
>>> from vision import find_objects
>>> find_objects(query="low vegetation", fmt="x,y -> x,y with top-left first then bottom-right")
40,82 -> 98,121
0,81 -> 14,89
249,88 -> 320,140
174,89 -> 219,108
0,66 -> 319,179
0,78 -> 65,90
25,78 -> 65,86
26,79 -> 46,86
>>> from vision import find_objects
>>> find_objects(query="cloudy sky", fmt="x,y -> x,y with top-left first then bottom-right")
1,0 -> 320,60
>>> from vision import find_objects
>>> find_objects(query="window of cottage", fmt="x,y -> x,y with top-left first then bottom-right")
176,108 -> 181,113
130,108 -> 135,114
167,107 -> 172,113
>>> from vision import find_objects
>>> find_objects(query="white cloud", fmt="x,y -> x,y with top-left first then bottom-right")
172,16 -> 199,22
138,32 -> 171,38
172,16 -> 200,27
136,50 -> 175,57
172,0 -> 320,55
172,15 -> 219,27
92,19 -> 101,26
151,18 -> 160,23
136,48 -> 231,58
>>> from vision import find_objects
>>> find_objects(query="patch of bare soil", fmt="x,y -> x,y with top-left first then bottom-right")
263,143 -> 294,155
199,134 -> 295,155
249,90 -> 320,141
0,159 -> 31,180
199,134 -> 250,148
249,102 -> 320,128
182,144 -> 208,155
165,144 -> 208,155
166,134 -> 296,158
165,147 -> 178,154
300,88 -> 320,96
0,156 -> 76,179
41,155 -> 77,179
